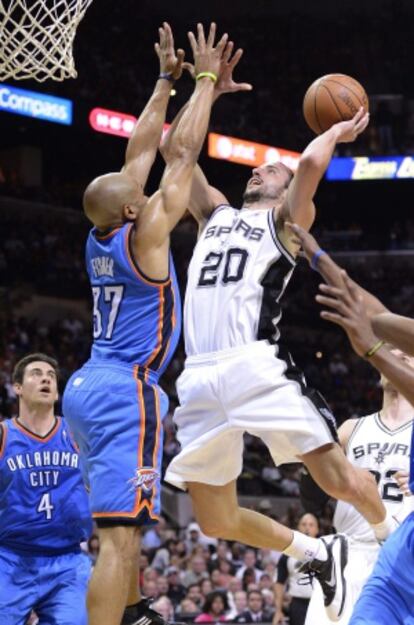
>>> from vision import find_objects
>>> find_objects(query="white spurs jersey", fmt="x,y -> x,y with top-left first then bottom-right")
184,205 -> 296,355
334,412 -> 414,544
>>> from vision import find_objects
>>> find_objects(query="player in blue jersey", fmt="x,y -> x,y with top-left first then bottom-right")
0,352 -> 92,625
63,22 -> 231,625
290,223 -> 414,625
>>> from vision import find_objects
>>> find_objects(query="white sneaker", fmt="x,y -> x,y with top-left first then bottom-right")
299,534 -> 348,622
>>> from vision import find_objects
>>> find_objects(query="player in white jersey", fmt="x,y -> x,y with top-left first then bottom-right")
304,353 -> 414,625
161,57 -> 397,621
287,223 -> 414,625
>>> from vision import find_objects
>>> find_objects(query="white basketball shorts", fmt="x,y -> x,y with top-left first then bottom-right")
165,341 -> 338,490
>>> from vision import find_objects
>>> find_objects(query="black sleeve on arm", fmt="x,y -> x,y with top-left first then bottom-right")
277,554 -> 289,584
0,423 -> 4,453
299,466 -> 331,516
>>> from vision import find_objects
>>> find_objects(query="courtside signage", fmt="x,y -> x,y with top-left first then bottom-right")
208,132 -> 300,170
0,84 -> 72,125
327,156 -> 414,180
89,108 -> 170,139
88,107 -> 300,169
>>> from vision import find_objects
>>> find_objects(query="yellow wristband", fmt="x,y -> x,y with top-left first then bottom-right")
196,71 -> 218,83
365,339 -> 385,359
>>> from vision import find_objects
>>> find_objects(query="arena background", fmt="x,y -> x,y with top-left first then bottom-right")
1,1 -> 414,621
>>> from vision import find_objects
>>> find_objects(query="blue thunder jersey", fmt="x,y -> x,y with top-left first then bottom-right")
85,222 -> 181,377
411,421 -> 414,493
0,418 -> 92,555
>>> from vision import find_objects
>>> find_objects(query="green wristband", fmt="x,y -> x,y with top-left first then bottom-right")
196,71 -> 218,83
365,340 -> 385,359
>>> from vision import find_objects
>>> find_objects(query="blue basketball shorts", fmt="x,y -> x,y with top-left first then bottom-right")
63,362 -> 168,526
0,548 -> 90,625
349,512 -> 414,625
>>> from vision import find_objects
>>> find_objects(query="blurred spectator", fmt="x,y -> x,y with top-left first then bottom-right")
177,598 -> 201,619
227,590 -> 248,620
166,567 -> 187,605
142,517 -> 167,551
236,550 -> 262,583
195,591 -> 230,623
151,596 -> 175,622
234,590 -> 273,623
182,555 -> 210,588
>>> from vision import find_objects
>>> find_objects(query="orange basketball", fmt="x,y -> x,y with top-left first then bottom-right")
303,73 -> 369,134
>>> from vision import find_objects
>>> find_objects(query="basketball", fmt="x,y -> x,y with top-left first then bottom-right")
303,73 -> 369,134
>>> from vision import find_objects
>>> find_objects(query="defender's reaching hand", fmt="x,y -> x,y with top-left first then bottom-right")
188,23 -> 228,78
155,22 -> 185,80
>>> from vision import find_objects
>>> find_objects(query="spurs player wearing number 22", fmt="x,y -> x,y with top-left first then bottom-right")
304,350 -> 414,625
0,354 -> 92,625
165,106 -> 396,621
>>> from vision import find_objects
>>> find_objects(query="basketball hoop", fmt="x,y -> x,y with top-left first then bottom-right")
0,0 -> 94,82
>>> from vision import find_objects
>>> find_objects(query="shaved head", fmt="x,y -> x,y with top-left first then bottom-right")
83,172 -> 144,230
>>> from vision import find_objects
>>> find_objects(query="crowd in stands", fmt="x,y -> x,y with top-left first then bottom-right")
73,513 -> 320,625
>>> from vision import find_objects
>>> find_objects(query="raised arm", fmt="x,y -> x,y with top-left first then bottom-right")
160,42 -> 252,228
316,274 -> 414,406
372,313 -> 414,357
286,222 -> 388,319
122,22 -> 184,187
280,109 -> 369,231
133,24 -> 228,278
160,102 -> 227,225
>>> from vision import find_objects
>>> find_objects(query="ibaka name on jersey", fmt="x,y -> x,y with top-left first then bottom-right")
91,255 -> 114,278
6,450 -> 79,488
204,217 -> 265,242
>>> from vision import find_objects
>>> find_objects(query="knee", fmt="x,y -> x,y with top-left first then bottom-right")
99,526 -> 140,561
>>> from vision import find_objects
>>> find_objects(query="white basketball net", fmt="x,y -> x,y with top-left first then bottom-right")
0,0 -> 94,82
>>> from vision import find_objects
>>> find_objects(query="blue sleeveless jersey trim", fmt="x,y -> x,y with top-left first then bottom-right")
86,222 -> 181,373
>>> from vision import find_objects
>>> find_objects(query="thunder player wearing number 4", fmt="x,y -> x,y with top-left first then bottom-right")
164,73 -> 397,621
0,353 -> 92,625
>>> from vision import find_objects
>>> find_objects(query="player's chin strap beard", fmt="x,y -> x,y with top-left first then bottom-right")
243,185 -> 287,207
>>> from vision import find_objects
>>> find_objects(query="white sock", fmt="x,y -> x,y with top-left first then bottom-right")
283,530 -> 328,562
371,511 -> 396,541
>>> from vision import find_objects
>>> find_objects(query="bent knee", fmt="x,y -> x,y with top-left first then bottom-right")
99,525 -> 140,556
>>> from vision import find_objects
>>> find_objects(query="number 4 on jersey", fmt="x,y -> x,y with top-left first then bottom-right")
37,492 -> 54,520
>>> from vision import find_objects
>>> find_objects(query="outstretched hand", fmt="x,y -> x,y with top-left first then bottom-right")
188,23 -> 228,78
333,107 -> 370,143
155,22 -> 185,80
316,272 -> 380,358
182,41 -> 253,99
